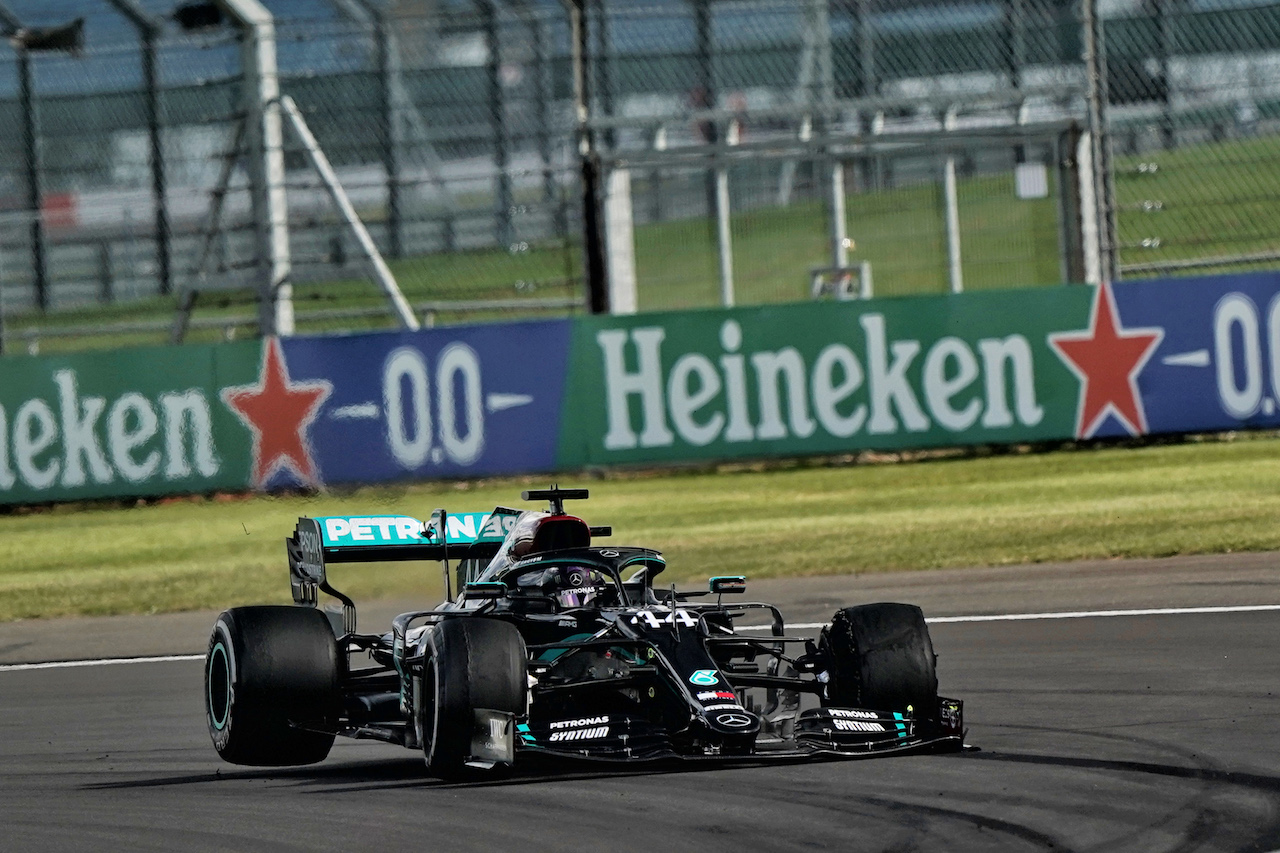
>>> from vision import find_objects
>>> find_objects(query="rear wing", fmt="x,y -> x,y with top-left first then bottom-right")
286,507 -> 521,631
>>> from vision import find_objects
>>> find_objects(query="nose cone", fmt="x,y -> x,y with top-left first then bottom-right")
705,707 -> 761,736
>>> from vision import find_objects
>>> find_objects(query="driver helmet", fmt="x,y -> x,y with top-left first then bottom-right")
543,565 -> 606,609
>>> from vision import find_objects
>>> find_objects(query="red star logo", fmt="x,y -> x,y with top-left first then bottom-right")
221,338 -> 332,488
1049,281 -> 1163,438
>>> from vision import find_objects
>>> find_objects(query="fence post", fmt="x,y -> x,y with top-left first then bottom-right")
1082,0 -> 1118,281
715,118 -> 737,308
942,108 -> 964,294
18,50 -> 47,311
648,124 -> 666,223
1057,124 -> 1087,284
1004,0 -> 1026,163
106,0 -> 172,297
568,0 -> 609,313
222,0 -> 293,336
532,13 -> 560,228
592,0 -> 615,152
1155,0 -> 1184,149
603,167 -> 636,314
366,0 -> 404,259
852,0 -> 879,191
98,240 -> 114,302
694,0 -> 717,218
1077,130 -> 1102,284
481,0 -> 514,249
813,0 -> 847,276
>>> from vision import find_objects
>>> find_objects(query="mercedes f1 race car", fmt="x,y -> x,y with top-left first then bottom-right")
204,487 -> 964,776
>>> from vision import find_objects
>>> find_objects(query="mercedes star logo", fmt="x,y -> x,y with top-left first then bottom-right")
717,713 -> 752,728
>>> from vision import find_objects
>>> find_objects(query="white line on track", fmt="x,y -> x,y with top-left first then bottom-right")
0,653 -> 202,673
738,603 -> 1280,632
2,604 -> 1279,673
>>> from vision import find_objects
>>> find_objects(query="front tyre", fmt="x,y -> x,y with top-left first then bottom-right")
418,618 -> 526,778
205,606 -> 339,766
819,603 -> 938,714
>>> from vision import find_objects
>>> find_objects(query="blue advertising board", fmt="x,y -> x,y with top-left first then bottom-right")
272,319 -> 572,489
1112,272 -> 1280,435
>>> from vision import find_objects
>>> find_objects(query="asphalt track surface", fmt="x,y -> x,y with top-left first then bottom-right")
3,553 -> 1280,852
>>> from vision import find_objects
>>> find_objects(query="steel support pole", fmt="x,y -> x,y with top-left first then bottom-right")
592,0 -> 615,152
943,110 -> 963,294
1005,0 -> 1026,163
853,0 -> 878,190
694,0 -> 717,217
338,0 -> 408,258
1082,0 -> 1118,282
17,48 -> 47,311
532,15 -> 558,218
814,0 -> 847,274
714,162 -> 734,307
1056,124 -> 1087,284
369,2 -> 403,258
219,0 -> 292,336
142,29 -> 171,295
1156,0 -> 1181,150
107,1 -> 172,297
482,1 -> 513,249
567,0 -> 608,313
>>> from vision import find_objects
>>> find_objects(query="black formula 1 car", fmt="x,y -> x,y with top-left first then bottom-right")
204,487 -> 964,776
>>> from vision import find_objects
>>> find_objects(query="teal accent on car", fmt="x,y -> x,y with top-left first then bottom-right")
537,633 -> 596,662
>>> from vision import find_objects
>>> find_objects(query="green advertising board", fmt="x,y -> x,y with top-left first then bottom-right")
558,288 -> 1093,467
0,340 -> 261,504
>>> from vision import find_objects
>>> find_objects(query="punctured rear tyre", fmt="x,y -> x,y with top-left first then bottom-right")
418,618 -> 526,778
205,605 -> 339,767
819,602 -> 938,714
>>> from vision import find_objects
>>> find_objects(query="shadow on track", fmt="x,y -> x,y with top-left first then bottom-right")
80,752 -> 832,794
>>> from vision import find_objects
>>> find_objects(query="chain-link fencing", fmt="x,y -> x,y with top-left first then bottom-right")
1103,0 -> 1280,278
0,0 -> 1277,347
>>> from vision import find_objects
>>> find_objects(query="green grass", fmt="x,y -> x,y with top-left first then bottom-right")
1114,133 -> 1280,271
5,434 -> 1280,622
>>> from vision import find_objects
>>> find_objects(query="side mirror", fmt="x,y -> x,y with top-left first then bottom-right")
709,575 -> 746,595
464,581 -> 506,600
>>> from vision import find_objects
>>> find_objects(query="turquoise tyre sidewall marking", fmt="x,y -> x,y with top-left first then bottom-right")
208,642 -> 230,731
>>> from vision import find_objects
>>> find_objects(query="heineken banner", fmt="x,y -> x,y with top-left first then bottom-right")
0,320 -> 571,504
0,272 -> 1278,504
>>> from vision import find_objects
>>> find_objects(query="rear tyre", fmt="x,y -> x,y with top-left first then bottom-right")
819,603 -> 938,714
418,618 -> 526,778
205,606 -> 339,766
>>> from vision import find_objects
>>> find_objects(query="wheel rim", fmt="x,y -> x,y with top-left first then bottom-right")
208,642 -> 231,731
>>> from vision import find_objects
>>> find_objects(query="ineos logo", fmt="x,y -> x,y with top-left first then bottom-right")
298,529 -> 321,555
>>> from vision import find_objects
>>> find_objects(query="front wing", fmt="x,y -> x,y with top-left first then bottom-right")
514,698 -> 965,763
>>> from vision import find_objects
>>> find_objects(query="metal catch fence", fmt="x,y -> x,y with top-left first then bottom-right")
0,0 -> 1276,347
